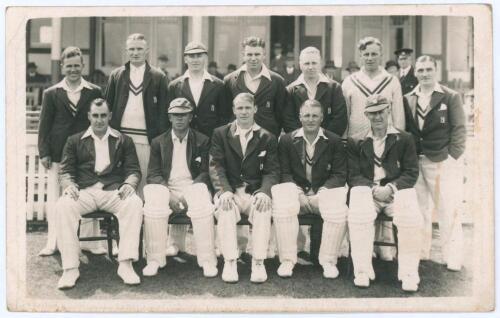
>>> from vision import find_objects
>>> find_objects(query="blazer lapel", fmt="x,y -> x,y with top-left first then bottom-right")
186,130 -> 194,166
254,76 -> 271,97
75,87 -> 92,115
314,82 -> 328,101
142,63 -> 153,94
227,123 -> 243,159
161,131 -> 174,175
235,71 -> 248,93
55,88 -> 74,116
381,134 -> 397,161
296,85 -> 309,103
360,138 -> 374,161
243,130 -> 261,160
311,137 -> 328,165
197,79 -> 214,106
82,135 -> 96,161
181,78 -> 196,105
428,90 -> 445,110
292,135 -> 306,167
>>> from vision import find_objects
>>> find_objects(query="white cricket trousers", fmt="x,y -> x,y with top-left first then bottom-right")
416,155 -> 464,268
55,186 -> 143,270
43,162 -> 102,252
349,186 -> 423,283
215,187 -> 272,261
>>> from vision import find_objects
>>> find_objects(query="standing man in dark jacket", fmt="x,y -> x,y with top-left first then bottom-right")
285,47 -> 347,136
272,100 -> 347,279
403,55 -> 466,271
142,98 -> 217,278
105,33 -> 169,196
37,46 -> 104,256
209,93 -> 279,284
55,98 -> 143,289
347,94 -> 423,291
395,48 -> 419,95
224,36 -> 289,137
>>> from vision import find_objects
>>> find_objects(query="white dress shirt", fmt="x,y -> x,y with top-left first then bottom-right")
168,131 -> 193,187
399,65 -> 411,78
366,126 -> 399,185
240,64 -> 272,93
295,128 -> 329,194
293,73 -> 330,100
80,126 -> 120,175
234,122 -> 261,156
54,77 -> 93,107
414,82 -> 444,130
183,70 -> 213,106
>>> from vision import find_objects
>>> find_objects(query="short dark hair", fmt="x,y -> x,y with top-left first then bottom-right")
300,99 -> 323,114
89,98 -> 111,112
242,36 -> 266,49
415,55 -> 438,68
61,46 -> 83,64
358,37 -> 382,51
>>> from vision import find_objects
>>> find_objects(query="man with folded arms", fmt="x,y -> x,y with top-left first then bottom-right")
272,99 -> 347,279
347,94 -> 423,291
55,98 -> 143,289
209,92 -> 279,283
142,97 -> 217,278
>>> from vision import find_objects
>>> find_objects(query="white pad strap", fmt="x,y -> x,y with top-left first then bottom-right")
348,186 -> 377,224
318,187 -> 348,223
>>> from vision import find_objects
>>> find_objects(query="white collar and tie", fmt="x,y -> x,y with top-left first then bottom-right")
413,83 -> 444,129
234,122 -> 261,156
54,77 -> 93,114
183,70 -> 213,105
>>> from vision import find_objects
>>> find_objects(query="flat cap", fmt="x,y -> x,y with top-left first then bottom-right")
285,52 -> 295,60
365,94 -> 390,113
168,97 -> 193,114
346,61 -> 360,71
184,41 -> 208,55
394,48 -> 414,57
325,60 -> 336,69
158,54 -> 169,61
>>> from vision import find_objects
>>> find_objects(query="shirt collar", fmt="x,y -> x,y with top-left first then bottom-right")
366,125 -> 399,140
234,122 -> 261,136
295,127 -> 328,142
171,130 -> 190,143
295,73 -> 330,87
81,126 -> 119,140
183,70 -> 213,82
54,77 -> 93,92
240,63 -> 272,81
411,82 -> 444,96
130,63 -> 146,74
359,66 -> 388,80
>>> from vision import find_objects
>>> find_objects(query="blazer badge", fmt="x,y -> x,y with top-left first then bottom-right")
439,103 -> 447,111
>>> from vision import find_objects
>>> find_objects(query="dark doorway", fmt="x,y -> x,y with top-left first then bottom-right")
270,16 -> 295,56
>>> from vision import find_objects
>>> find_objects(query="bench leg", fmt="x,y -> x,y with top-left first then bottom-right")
310,222 -> 323,265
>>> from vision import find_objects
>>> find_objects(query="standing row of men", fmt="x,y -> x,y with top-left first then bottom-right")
37,33 -> 466,292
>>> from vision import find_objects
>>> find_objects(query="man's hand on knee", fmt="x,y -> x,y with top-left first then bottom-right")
253,192 -> 271,212
218,191 -> 235,211
118,184 -> 135,200
373,185 -> 394,203
170,192 -> 187,213
63,184 -> 80,201
298,193 -> 313,214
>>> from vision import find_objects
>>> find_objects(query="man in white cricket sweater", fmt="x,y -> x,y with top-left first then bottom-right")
105,33 -> 168,198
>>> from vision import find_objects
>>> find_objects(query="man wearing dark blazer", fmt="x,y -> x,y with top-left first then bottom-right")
37,46 -> 104,256
271,99 -> 347,279
105,33 -> 169,197
209,92 -> 279,283
55,98 -> 143,289
224,36 -> 289,137
395,48 -> 419,95
285,47 -> 347,136
347,94 -> 423,291
142,98 -> 217,278
403,55 -> 466,271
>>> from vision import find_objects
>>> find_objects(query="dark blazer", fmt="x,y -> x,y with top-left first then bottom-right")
209,121 -> 280,197
400,67 -> 419,95
285,78 -> 348,136
224,68 -> 288,137
59,128 -> 141,191
147,129 -> 210,187
347,130 -> 418,190
403,84 -> 466,162
38,82 -> 103,162
279,128 -> 347,194
105,61 -> 169,144
166,74 -> 231,137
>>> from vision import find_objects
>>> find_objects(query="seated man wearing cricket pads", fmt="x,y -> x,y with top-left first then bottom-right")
209,92 -> 280,283
346,94 -> 423,291
272,99 -> 348,279
142,97 -> 217,278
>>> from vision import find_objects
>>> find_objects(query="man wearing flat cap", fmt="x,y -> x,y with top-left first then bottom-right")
282,52 -> 300,85
395,48 -> 418,95
142,97 -> 217,278
346,94 -> 423,291
165,41 -> 230,256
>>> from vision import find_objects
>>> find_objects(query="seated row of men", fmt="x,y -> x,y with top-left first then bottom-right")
56,93 -> 422,293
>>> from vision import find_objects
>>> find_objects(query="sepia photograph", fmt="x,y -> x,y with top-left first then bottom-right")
5,3 -> 494,313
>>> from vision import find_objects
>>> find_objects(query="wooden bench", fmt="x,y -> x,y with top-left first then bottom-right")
168,212 -> 324,265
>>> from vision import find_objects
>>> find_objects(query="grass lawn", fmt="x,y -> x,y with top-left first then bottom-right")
26,225 -> 473,299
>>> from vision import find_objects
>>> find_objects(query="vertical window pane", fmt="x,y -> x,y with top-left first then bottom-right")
156,17 -> 182,77
29,18 -> 52,49
101,17 -> 126,68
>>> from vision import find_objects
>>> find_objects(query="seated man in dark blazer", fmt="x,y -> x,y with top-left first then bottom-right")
209,92 -> 279,283
272,99 -> 347,279
55,98 -> 143,289
142,98 -> 217,278
347,94 -> 422,291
